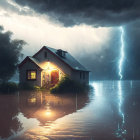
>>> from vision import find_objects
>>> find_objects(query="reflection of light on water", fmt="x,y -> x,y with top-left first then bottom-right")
118,81 -> 125,124
29,98 -> 36,103
45,103 -> 52,116
116,81 -> 126,139
92,83 -> 98,96
92,82 -> 102,97
45,110 -> 52,116
130,80 -> 133,89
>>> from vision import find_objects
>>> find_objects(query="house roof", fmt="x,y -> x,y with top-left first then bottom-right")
18,56 -> 42,70
19,46 -> 89,72
45,46 -> 89,71
28,56 -> 41,67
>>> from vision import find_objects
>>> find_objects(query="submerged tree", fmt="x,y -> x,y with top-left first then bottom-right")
0,26 -> 26,82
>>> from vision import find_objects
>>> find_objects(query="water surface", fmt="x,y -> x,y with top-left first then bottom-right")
0,81 -> 140,140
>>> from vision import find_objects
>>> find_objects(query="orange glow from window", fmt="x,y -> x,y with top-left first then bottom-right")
29,97 -> 36,103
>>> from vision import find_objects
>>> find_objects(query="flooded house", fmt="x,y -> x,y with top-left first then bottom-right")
18,46 -> 89,88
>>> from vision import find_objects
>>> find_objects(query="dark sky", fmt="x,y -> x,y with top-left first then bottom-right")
1,0 -> 140,80
15,0 -> 140,27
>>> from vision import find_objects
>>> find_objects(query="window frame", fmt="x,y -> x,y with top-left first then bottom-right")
26,69 -> 37,81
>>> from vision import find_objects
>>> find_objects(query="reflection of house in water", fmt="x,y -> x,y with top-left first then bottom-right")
19,91 -> 89,125
0,91 -> 89,139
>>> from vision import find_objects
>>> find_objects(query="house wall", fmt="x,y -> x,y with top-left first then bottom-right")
19,60 -> 42,87
34,48 -> 72,77
71,70 -> 89,84
34,48 -> 89,84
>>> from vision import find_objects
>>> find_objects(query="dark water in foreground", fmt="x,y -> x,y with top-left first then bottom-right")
0,81 -> 140,140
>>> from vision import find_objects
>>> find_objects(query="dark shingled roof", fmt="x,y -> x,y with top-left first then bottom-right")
45,46 -> 89,71
18,56 -> 42,70
19,46 -> 89,71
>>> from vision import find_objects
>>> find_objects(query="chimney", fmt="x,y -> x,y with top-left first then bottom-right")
56,49 -> 67,58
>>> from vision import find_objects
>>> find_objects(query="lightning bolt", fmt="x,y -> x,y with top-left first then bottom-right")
117,27 -> 126,138
118,26 -> 125,80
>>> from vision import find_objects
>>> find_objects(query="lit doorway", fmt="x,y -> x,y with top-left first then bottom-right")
51,70 -> 59,86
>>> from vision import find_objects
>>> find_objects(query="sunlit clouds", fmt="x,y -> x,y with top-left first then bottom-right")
0,4 -> 113,58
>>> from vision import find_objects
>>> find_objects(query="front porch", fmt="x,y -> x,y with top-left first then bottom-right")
40,62 -> 64,88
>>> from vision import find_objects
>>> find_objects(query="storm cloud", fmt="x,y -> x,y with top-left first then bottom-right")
14,0 -> 140,27
0,0 -> 33,16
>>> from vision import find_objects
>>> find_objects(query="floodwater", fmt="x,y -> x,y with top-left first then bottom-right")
0,81 -> 140,140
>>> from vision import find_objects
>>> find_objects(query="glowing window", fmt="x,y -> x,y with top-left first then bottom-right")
27,70 -> 36,80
